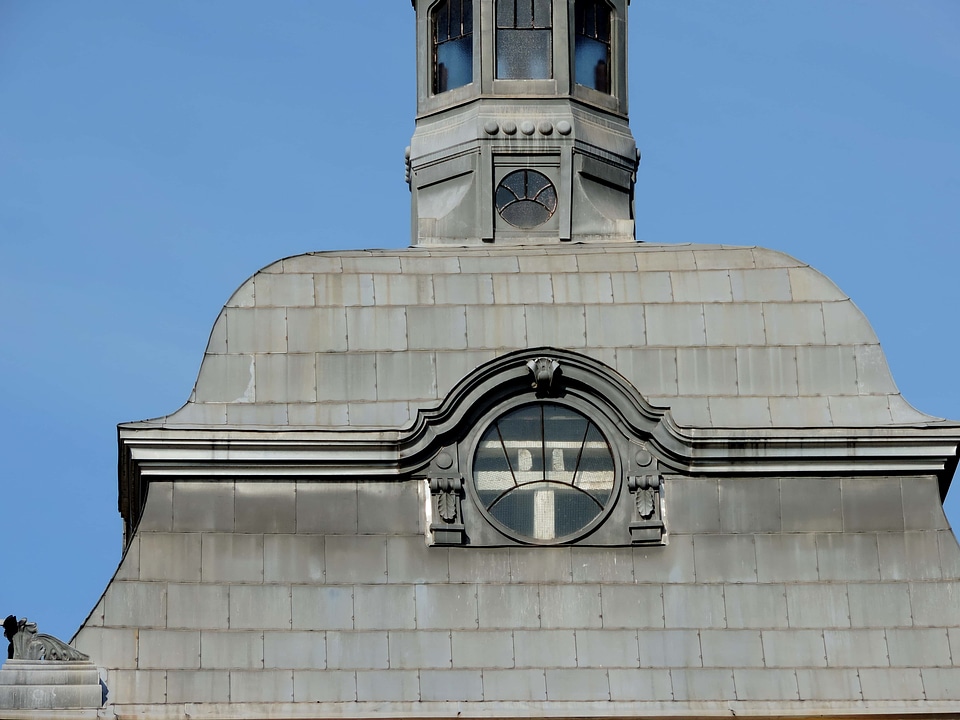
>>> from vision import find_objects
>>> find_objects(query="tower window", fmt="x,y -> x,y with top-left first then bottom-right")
574,0 -> 611,93
433,0 -> 473,94
496,0 -> 553,80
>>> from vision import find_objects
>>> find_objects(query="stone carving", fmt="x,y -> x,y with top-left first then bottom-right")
3,616 -> 88,662
426,451 -> 467,545
526,357 -> 560,394
627,446 -> 666,545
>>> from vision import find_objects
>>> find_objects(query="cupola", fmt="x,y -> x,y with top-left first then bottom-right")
408,0 -> 638,245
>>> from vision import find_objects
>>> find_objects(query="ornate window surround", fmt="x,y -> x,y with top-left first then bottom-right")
416,348 -> 668,547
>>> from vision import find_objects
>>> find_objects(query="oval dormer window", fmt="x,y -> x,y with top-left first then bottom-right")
471,402 -> 616,543
433,0 -> 473,94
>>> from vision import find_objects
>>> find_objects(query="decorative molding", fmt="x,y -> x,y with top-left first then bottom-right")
117,348 -> 960,532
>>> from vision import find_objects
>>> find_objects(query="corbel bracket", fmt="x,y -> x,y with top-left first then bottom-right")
627,446 -> 666,545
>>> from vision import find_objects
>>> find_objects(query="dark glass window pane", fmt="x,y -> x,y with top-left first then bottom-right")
433,0 -> 473,94
575,0 -> 611,93
497,28 -> 552,79
436,4 -> 448,41
516,0 -> 533,28
575,35 -> 608,92
533,0 -> 551,27
497,0 -> 514,28
437,36 -> 472,92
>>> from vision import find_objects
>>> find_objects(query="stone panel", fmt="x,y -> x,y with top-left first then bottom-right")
200,631 -> 263,670
264,534 -> 325,583
316,352 -> 377,402
465,305 -> 527,349
296,482 -> 358,534
600,584 -> 664,629
138,630 -> 200,670
346,307 -> 407,351
525,304 -> 587,348
575,630 -> 639,668
756,534 -> 820,583
724,584 -> 788,629
234,482 -> 296,534
786,584 -> 850,628
859,667 -> 924,701
886,627 -> 951,667
910,581 -> 960,626
704,303 -> 766,346
477,585 -> 540,629
539,584 -> 602,629
354,585 -> 416,630
167,670 -> 229,703
138,482 -> 173,533
104,582 -> 166,628
255,353 -> 317,403
108,670 -> 167,706
230,585 -> 291,630
481,669 -> 546,701
407,306 -> 467,350
847,582 -> 912,627
718,477 -> 781,533
201,533 -> 264,583
325,536 -> 387,584
510,547 -> 572,583
637,630 -> 701,668
644,304 -> 705,347
761,629 -> 826,668
387,536 -> 449,583
139,533 -> 201,583
167,584 -> 229,630
920,668 -> 960,701
693,535 -> 757,583
903,476 -> 950,531
173,482 -> 234,532
375,352 -> 437,402
676,347 -> 738,396
734,669 -> 799,701
585,304 -> 645,347
194,354 -> 256,403
326,632 -> 388,670
670,668 -> 735,701
451,631 -> 514,668
293,670 -> 357,702
780,477 -> 842,532
448,548 -> 511,583
415,585 -> 478,629
229,670 -> 294,702
663,585 -> 725,629
420,669 -> 484,701
823,629 -> 888,667
841,477 -> 904,532
633,535 -> 696,583
388,631 -> 452,669
666,478 -> 720,534
796,668 -> 861,701
607,668 -> 673,701
357,482 -> 421,534
513,630 -> 577,668
700,629 -> 764,667
292,586 -> 354,631
545,668 -> 609,700
817,533 -> 880,582
263,631 -> 327,670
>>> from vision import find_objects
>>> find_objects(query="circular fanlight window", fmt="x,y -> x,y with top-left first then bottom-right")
495,170 -> 558,229
471,402 -> 617,543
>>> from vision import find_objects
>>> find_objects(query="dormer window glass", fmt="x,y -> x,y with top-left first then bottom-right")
574,0 -> 611,93
433,0 -> 473,94
496,0 -> 553,80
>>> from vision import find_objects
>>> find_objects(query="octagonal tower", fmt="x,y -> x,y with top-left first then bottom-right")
409,0 -> 637,245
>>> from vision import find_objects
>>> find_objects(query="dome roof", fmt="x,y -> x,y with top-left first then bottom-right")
140,243 -> 937,430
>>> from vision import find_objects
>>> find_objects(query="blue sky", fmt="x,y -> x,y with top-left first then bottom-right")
1,2 -> 958,641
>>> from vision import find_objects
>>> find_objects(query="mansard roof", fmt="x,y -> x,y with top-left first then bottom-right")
134,242 -> 938,432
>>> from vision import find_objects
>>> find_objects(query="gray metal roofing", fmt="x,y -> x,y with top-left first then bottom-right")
154,243 -> 938,429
